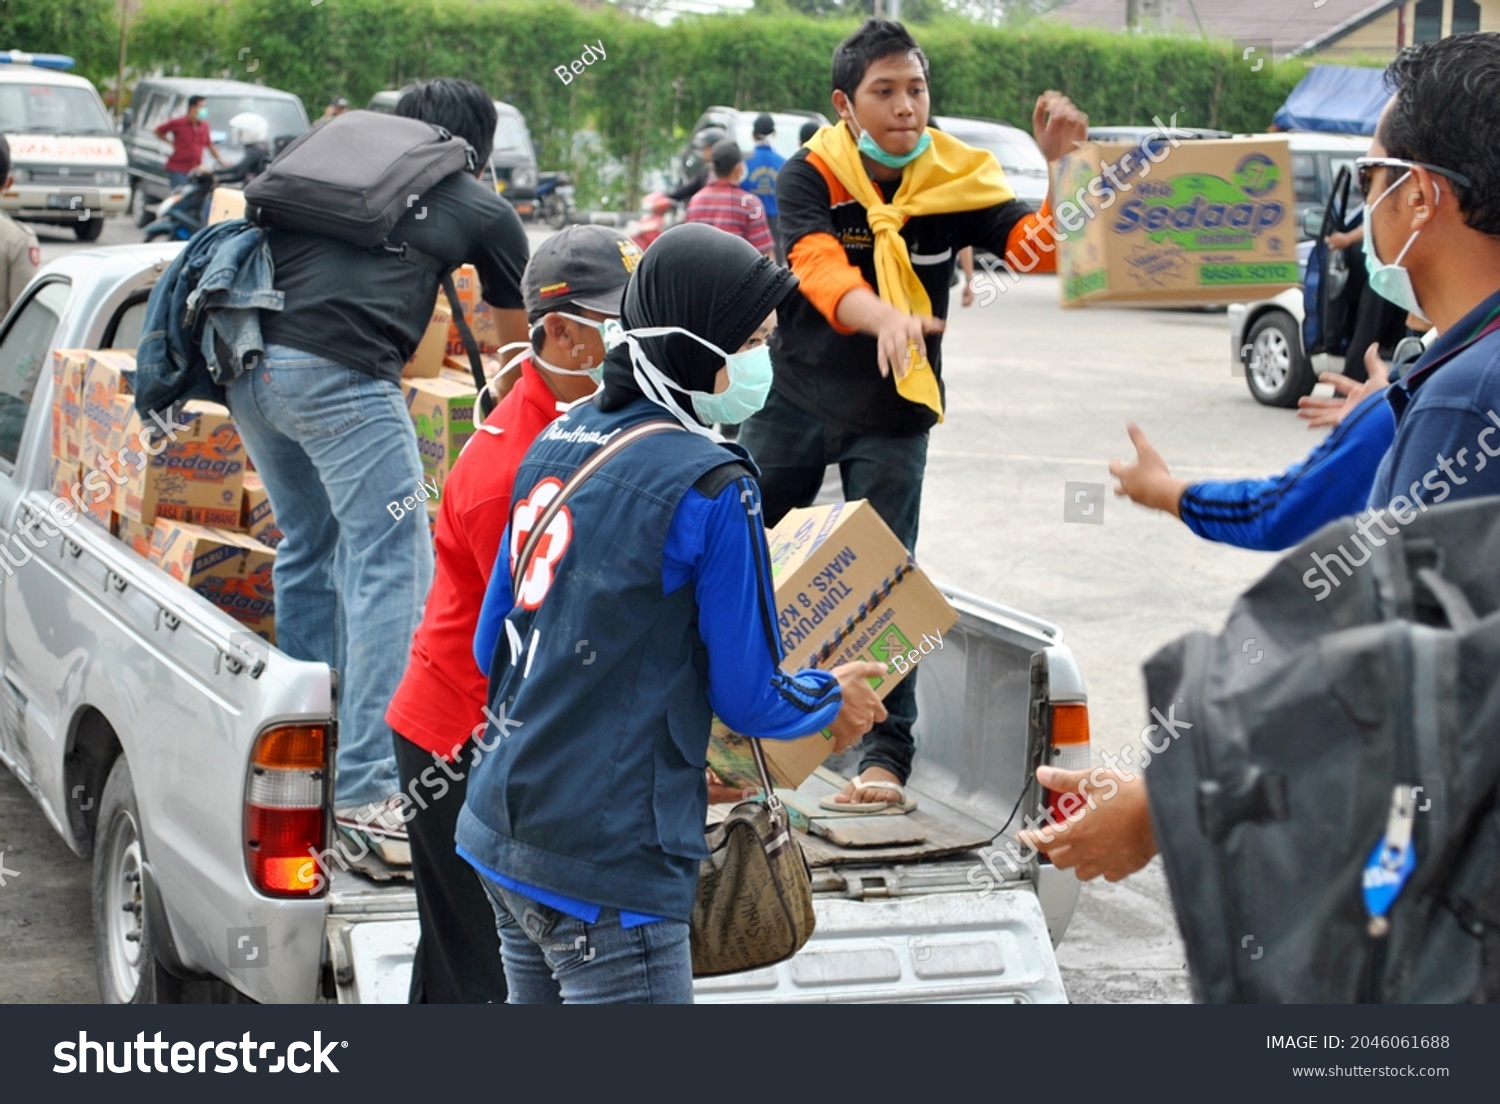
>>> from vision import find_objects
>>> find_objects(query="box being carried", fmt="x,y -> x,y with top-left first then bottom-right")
150,521 -> 276,641
707,500 -> 958,791
1054,135 -> 1299,307
404,375 -> 476,496
117,400 -> 246,529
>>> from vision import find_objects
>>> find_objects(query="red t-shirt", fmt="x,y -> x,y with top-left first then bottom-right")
156,115 -> 213,173
387,358 -> 565,759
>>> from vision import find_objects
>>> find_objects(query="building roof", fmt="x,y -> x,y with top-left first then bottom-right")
1043,0 -> 1406,59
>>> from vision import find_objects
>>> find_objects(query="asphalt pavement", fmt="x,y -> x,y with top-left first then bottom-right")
2,215 -> 1330,1002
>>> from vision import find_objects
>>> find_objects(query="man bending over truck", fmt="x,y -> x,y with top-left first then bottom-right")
226,79 -> 530,859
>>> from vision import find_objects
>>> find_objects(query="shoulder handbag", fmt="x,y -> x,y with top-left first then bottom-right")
692,737 -> 817,978
511,419 -> 818,978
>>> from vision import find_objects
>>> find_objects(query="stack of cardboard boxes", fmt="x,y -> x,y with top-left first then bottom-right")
50,348 -> 281,644
401,262 -> 496,541
47,268 -> 492,640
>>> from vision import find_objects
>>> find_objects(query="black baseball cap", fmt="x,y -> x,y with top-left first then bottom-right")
523,225 -> 642,323
752,113 -> 775,138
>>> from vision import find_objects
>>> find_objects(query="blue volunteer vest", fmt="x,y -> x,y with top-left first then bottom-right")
456,398 -> 750,923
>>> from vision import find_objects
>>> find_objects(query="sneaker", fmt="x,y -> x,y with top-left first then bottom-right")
334,797 -> 411,865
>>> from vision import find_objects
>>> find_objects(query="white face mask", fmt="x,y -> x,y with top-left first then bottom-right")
604,322 -> 770,440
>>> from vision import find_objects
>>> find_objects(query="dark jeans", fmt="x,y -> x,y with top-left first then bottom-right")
738,388 -> 928,783
392,732 -> 508,1004
166,170 -> 192,189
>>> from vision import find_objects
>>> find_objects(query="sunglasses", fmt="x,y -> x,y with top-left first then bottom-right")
1355,156 -> 1472,201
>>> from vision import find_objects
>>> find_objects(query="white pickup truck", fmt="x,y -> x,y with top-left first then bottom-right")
0,245 -> 1089,1004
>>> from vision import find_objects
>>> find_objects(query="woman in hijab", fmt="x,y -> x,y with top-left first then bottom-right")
456,224 -> 887,1004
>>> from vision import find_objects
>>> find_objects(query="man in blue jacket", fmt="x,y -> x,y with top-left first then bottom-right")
741,113 -> 786,262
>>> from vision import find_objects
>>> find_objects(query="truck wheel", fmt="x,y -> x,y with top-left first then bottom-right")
92,756 -> 178,1003
129,184 -> 151,227
1243,311 -> 1315,408
73,216 -> 105,242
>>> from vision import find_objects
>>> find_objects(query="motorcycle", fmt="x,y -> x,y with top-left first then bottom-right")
627,191 -> 677,252
534,171 -> 577,230
143,169 -> 217,242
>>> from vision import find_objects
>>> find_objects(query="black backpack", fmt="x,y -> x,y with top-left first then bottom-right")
244,110 -> 495,413
1144,494 -> 1500,1003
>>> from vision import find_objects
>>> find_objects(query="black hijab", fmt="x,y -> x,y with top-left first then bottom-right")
596,223 -> 798,422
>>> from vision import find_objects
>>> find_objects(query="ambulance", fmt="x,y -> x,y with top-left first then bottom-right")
0,52 -> 129,241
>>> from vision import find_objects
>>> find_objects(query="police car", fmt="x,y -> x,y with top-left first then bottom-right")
0,52 -> 129,241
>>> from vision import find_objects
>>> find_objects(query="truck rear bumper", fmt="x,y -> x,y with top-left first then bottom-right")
694,889 -> 1067,1004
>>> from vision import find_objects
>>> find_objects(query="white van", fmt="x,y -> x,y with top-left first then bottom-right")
0,53 -> 129,241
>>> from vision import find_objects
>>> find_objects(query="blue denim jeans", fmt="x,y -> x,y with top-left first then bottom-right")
226,345 -> 433,807
737,388 -> 928,783
480,879 -> 694,1004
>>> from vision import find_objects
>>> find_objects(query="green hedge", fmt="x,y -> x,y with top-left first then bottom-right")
15,0 -> 1317,207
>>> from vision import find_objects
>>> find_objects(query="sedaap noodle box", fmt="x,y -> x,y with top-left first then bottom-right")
1054,135 -> 1299,307
116,400 -> 246,529
150,521 -> 276,640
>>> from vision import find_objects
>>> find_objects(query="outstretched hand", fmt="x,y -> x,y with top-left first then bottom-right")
1108,422 -> 1189,517
1032,91 -> 1089,163
1295,343 -> 1390,429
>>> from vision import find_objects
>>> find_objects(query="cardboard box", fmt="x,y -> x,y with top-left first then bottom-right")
241,471 -> 283,549
1054,135 -> 1299,307
208,187 -> 246,225
117,514 -> 155,559
50,348 -> 88,462
117,400 -> 246,529
706,500 -> 958,791
81,350 -> 134,473
150,521 -> 275,638
404,375 -> 476,496
48,456 -> 79,503
445,264 -> 501,355
402,300 -> 453,379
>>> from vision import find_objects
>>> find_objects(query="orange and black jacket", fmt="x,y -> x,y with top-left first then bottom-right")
771,147 -> 1057,436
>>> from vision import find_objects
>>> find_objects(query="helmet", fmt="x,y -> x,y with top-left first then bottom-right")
694,126 -> 728,152
228,112 -> 268,146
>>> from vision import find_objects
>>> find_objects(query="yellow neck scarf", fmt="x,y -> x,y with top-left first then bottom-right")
806,121 -> 1015,420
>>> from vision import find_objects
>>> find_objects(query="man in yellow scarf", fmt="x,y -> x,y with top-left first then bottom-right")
738,18 -> 1087,810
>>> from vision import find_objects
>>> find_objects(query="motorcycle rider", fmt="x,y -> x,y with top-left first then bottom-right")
215,112 -> 272,186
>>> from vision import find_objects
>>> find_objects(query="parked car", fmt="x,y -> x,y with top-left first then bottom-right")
1270,132 -> 1369,241
0,54 -> 129,241
1231,161 -> 1373,407
933,115 -> 1048,209
678,107 -> 831,187
121,78 -> 309,227
0,245 -> 1088,1003
368,91 -> 538,217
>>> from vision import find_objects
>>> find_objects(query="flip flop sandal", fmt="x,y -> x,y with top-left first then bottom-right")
818,776 -> 918,815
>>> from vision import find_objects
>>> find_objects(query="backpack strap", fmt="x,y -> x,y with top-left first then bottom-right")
385,239 -> 495,419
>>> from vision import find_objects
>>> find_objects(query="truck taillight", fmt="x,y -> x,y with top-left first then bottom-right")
245,725 -> 328,898
1043,703 -> 1091,823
